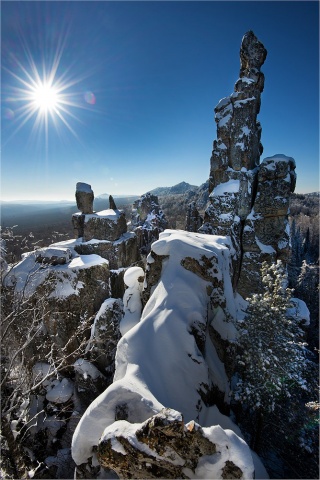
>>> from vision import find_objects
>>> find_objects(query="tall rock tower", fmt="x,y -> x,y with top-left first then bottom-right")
201,31 -> 296,297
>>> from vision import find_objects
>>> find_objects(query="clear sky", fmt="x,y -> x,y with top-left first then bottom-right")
1,0 -> 319,201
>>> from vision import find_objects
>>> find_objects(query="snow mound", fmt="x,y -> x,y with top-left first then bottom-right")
120,267 -> 144,336
46,378 -> 74,404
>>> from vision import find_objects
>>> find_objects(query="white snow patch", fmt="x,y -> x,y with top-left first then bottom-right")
46,378 -> 73,404
74,359 -> 104,380
261,154 -> 296,170
36,247 -> 72,262
84,209 -> 121,222
113,232 -> 136,245
234,97 -> 256,107
235,141 -> 245,150
218,113 -> 232,128
219,213 -> 233,220
33,362 -> 54,386
288,298 -> 310,326
278,239 -> 288,250
212,179 -> 240,197
237,76 -> 255,84
216,96 -> 231,110
255,237 -> 276,254
69,254 -> 108,270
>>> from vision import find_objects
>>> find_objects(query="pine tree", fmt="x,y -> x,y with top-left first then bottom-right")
235,261 -> 308,414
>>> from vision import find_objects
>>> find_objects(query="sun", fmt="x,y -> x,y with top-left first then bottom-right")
2,35 -> 95,145
31,82 -> 59,114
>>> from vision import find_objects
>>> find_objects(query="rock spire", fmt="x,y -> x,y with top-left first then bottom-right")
75,182 -> 94,214
201,32 -> 295,296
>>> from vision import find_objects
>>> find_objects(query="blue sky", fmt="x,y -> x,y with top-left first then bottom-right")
1,1 -> 319,201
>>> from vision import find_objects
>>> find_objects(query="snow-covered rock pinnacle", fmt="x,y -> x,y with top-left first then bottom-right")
201,32 -> 295,296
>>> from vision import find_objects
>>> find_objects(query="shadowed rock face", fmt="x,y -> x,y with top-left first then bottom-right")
200,31 -> 295,297
185,201 -> 203,232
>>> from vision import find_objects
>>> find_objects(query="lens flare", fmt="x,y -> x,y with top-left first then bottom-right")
84,91 -> 96,105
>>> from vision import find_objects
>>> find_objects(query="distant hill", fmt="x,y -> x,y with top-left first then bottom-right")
147,181 -> 198,196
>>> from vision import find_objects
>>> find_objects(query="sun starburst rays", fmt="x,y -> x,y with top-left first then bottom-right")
3,35 -> 95,148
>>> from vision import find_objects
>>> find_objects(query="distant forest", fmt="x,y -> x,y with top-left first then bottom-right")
1,192 -> 319,268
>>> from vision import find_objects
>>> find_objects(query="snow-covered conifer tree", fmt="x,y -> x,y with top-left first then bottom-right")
235,261 -> 308,414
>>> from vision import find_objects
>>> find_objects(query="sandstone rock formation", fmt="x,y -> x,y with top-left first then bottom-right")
71,230 -> 244,476
4,249 -> 110,361
76,182 -> 94,214
73,188 -> 127,242
72,184 -> 140,274
238,154 -> 296,294
98,408 -> 254,479
2,185 -> 142,476
200,31 -> 295,297
131,192 -> 168,254
35,246 -> 72,265
85,298 -> 123,381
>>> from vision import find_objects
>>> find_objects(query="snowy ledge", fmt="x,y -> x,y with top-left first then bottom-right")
84,209 -> 122,222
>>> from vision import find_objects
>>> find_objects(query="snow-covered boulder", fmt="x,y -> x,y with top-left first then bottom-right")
4,250 -> 110,359
73,232 -> 139,271
73,358 -> 108,409
97,408 -> 254,479
35,246 -> 72,265
72,208 -> 127,242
